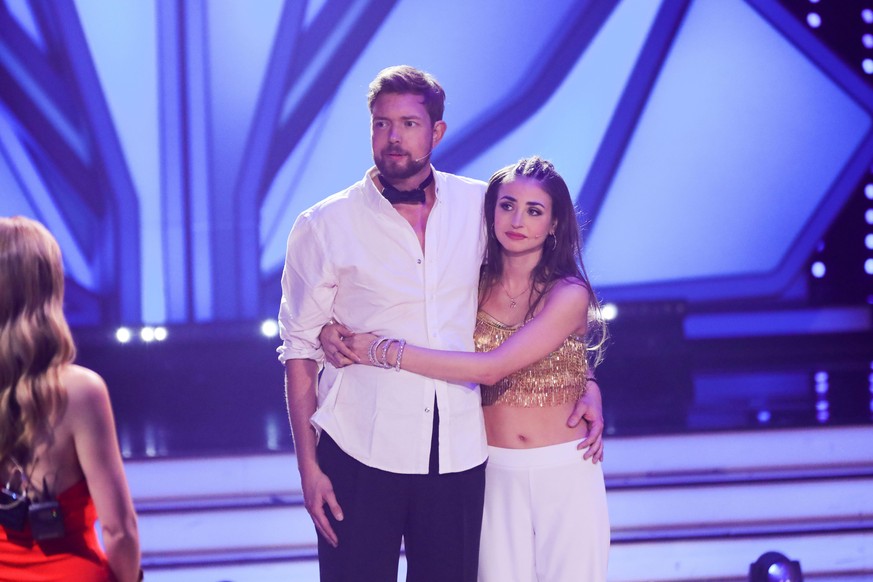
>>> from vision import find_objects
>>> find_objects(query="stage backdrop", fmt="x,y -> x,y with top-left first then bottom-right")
1,0 -> 871,327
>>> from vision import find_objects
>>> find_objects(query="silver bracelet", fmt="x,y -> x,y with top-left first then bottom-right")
393,339 -> 407,372
369,336 -> 388,367
369,337 -> 394,369
380,338 -> 397,368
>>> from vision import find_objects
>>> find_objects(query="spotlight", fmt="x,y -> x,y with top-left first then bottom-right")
115,327 -> 132,343
261,319 -> 279,338
749,551 -> 803,582
140,327 -> 155,342
153,326 -> 168,341
601,303 -> 618,321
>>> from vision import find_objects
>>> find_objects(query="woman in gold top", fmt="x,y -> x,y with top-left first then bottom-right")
340,157 -> 609,582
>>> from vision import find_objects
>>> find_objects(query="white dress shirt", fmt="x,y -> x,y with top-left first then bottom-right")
278,166 -> 488,474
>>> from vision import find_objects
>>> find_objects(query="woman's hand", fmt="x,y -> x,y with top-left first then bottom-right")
343,333 -> 380,366
568,379 -> 604,463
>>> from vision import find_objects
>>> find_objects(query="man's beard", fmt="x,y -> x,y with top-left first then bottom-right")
375,149 -> 430,182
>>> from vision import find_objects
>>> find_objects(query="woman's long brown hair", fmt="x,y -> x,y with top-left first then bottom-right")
480,157 -> 607,367
0,216 -> 75,469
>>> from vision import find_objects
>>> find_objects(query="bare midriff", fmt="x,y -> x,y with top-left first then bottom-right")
483,401 -> 588,449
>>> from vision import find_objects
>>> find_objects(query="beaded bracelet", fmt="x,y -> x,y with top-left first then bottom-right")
393,339 -> 407,371
378,338 -> 396,369
380,338 -> 396,368
367,337 -> 379,366
367,336 -> 408,369
369,336 -> 393,369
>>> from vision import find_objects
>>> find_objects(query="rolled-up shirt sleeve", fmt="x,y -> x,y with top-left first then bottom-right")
277,210 -> 336,363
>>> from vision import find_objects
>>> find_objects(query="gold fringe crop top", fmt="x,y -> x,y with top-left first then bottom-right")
474,311 -> 589,407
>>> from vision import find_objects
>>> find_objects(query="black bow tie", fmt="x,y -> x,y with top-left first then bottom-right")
379,172 -> 433,205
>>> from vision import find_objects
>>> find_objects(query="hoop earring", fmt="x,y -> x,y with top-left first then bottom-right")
549,233 -> 557,251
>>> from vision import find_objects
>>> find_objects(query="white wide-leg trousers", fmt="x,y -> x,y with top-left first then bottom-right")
478,441 -> 610,582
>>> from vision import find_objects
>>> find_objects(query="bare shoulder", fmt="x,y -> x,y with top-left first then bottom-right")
538,278 -> 591,335
60,365 -> 110,409
544,277 -> 591,306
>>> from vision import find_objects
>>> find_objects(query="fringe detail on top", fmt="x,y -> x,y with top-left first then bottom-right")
474,311 -> 588,407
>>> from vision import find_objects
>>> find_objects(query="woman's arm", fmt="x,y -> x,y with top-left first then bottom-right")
66,366 -> 141,582
347,279 -> 591,386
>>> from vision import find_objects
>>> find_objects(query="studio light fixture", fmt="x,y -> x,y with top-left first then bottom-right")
749,550 -> 803,582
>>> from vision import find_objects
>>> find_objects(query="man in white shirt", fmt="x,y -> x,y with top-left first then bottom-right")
279,65 -> 603,582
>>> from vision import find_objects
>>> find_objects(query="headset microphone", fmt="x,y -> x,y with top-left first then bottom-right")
412,149 -> 433,164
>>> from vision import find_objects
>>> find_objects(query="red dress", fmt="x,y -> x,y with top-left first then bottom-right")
0,480 -> 115,581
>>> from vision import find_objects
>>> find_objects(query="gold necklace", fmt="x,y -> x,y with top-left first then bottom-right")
498,279 -> 530,309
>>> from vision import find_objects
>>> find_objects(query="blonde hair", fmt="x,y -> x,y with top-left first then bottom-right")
0,216 -> 75,467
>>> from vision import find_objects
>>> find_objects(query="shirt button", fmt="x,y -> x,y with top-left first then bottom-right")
417,259 -> 422,264
425,407 -> 431,413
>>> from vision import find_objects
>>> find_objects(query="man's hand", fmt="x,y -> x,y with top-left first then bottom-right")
301,465 -> 344,547
567,379 -> 604,463
319,322 -> 359,368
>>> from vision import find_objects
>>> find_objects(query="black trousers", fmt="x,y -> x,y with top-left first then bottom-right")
315,430 -> 486,582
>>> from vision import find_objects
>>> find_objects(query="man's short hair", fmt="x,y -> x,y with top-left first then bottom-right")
367,65 -> 445,124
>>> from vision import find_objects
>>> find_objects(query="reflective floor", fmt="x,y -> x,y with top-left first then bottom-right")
126,426 -> 873,581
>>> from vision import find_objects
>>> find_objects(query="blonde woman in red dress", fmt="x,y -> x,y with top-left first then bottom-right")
0,216 -> 140,581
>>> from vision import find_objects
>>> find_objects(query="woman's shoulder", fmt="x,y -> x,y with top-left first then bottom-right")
536,277 -> 590,333
60,365 -> 109,408
544,276 -> 590,304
